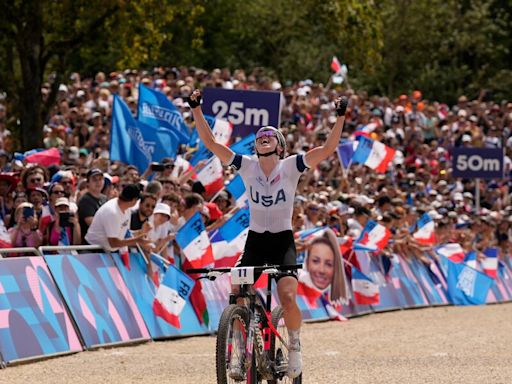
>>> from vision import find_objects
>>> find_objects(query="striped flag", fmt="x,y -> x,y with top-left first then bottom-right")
225,174 -> 247,208
196,157 -> 225,198
176,212 -> 214,269
464,251 -> 478,269
352,136 -> 396,173
354,221 -> 391,252
119,229 -> 132,270
436,243 -> 465,263
210,208 -> 250,268
412,213 -> 436,245
351,267 -> 380,305
336,141 -> 355,168
152,264 -> 195,328
482,248 -> 498,279
331,56 -> 342,73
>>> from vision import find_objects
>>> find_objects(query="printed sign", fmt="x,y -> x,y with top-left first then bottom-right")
202,88 -> 282,137
452,147 -> 503,179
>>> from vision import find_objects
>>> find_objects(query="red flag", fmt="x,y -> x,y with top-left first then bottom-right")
331,56 -> 342,73
25,148 -> 61,166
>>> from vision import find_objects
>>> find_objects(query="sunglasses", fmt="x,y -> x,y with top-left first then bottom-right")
28,177 -> 43,184
256,130 -> 277,141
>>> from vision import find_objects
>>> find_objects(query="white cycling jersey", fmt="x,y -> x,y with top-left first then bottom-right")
229,154 -> 309,233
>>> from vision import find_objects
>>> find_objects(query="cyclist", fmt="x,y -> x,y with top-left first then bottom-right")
187,89 -> 347,379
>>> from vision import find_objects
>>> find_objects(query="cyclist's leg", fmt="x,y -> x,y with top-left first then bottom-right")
277,276 -> 302,378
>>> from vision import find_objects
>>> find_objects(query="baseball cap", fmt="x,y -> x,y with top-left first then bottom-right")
55,197 -> 70,207
86,168 -> 103,180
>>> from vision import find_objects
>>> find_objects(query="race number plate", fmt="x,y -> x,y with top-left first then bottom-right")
231,267 -> 255,285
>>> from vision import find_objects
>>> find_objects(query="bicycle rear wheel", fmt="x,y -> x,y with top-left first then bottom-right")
216,304 -> 250,384
269,306 -> 302,384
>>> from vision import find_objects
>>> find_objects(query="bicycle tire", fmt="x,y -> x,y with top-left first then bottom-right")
216,304 -> 250,384
268,306 -> 302,384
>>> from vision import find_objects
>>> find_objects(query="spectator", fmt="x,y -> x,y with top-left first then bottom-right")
85,184 -> 149,251
45,197 -> 81,245
130,193 -> 157,231
77,168 -> 107,243
8,202 -> 42,248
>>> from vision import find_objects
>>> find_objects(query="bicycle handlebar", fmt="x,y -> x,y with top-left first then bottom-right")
186,264 -> 302,275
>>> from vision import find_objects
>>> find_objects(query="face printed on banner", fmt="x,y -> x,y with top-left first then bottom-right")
306,241 -> 335,290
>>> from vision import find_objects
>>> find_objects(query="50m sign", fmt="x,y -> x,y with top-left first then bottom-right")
202,88 -> 281,137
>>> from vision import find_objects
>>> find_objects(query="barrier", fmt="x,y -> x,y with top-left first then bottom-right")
1,246 -> 512,368
0,257 -> 82,365
43,252 -> 150,348
111,252 -> 208,338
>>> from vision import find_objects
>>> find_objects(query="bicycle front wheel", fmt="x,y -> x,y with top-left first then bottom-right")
216,304 -> 250,384
269,306 -> 302,384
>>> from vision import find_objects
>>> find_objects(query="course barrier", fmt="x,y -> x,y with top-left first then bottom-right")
1,248 -> 512,367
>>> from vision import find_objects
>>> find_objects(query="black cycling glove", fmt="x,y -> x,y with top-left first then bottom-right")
335,97 -> 348,117
186,94 -> 202,109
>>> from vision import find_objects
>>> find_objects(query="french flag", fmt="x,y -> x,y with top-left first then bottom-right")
351,266 -> 380,305
119,229 -> 132,270
204,115 -> 233,146
176,212 -> 214,269
482,248 -> 498,279
436,243 -> 465,263
196,157 -> 224,198
412,213 -> 436,245
171,155 -> 195,179
354,221 -> 391,252
150,253 -> 168,287
355,121 -> 383,138
225,174 -> 248,208
336,141 -> 356,168
351,136 -> 396,173
152,264 -> 195,328
210,207 -> 250,268
331,56 -> 342,73
295,226 -> 327,241
0,221 -> 12,248
464,251 -> 478,269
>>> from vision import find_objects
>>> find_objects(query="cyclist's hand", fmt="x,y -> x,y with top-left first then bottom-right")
335,96 -> 348,117
187,90 -> 202,109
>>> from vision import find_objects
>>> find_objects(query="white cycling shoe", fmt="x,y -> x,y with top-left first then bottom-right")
287,344 -> 302,378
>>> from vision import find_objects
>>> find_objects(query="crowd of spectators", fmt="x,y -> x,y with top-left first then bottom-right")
0,66 -> 510,266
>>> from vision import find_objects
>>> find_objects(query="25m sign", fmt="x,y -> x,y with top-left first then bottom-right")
452,147 -> 504,179
202,88 -> 282,137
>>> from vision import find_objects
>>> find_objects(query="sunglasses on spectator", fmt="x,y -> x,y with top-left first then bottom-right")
28,177 -> 43,184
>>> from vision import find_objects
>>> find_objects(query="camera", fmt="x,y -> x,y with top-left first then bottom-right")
59,212 -> 73,227
22,206 -> 34,219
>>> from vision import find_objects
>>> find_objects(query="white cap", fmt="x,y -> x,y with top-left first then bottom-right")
462,134 -> 472,142
55,197 -> 70,207
153,203 -> 171,217
59,84 -> 68,93
76,90 -> 85,98
458,109 -> 467,117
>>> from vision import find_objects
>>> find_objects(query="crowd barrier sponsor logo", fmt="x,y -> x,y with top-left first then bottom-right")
44,253 -> 150,348
0,257 -> 81,364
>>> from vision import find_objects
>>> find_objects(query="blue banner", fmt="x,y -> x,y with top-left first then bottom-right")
111,95 -> 179,172
0,257 -> 82,364
445,257 -> 494,305
201,88 -> 281,137
137,84 -> 190,144
44,253 -> 150,348
452,147 -> 503,179
230,133 -> 256,155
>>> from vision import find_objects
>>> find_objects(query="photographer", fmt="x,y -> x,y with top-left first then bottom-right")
45,197 -> 81,246
8,202 -> 42,248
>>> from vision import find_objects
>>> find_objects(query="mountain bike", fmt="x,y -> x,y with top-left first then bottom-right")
188,264 -> 303,384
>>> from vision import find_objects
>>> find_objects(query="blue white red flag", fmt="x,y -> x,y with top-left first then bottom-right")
351,266 -> 380,305
482,248 -> 498,279
190,115 -> 233,165
355,121 -> 383,138
412,213 -> 436,245
354,221 -> 391,252
351,136 -> 395,173
119,229 -> 132,270
210,208 -> 250,268
0,220 -> 12,248
445,257 -> 494,305
225,174 -> 247,208
150,253 -> 168,287
331,56 -> 342,73
195,157 -> 225,198
230,133 -> 256,155
152,264 -> 195,328
436,243 -> 465,263
111,95 -> 179,172
137,84 -> 190,144
336,141 -> 355,168
464,251 -> 478,269
294,226 -> 328,241
176,212 -> 214,269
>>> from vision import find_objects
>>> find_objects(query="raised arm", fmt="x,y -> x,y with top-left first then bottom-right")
304,97 -> 348,169
187,90 -> 235,165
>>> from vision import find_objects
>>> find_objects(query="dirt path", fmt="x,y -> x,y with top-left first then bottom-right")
3,304 -> 512,384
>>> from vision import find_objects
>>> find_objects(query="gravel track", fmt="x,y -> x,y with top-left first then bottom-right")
3,303 -> 512,384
